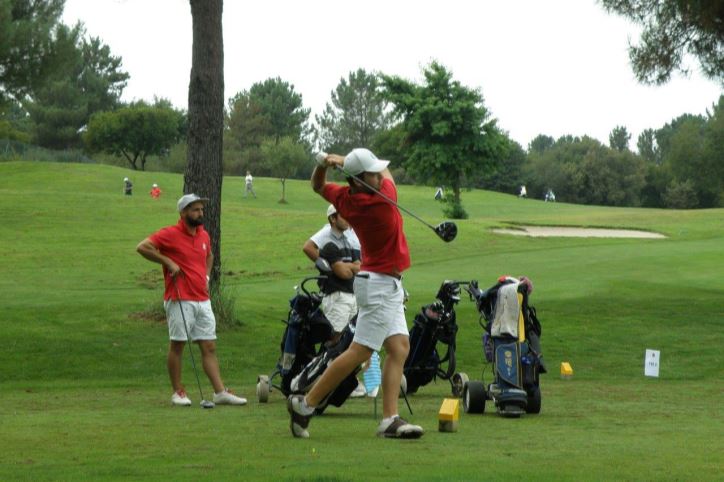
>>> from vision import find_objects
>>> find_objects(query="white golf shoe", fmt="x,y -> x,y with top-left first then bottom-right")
213,388 -> 247,405
171,390 -> 192,406
350,381 -> 367,398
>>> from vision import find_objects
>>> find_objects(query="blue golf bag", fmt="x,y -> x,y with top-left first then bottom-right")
463,276 -> 546,417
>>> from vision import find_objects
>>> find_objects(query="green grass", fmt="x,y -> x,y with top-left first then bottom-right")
1,161 -> 723,481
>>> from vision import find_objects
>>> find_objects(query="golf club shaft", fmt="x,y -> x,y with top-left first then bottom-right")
172,277 -> 207,403
334,165 -> 438,231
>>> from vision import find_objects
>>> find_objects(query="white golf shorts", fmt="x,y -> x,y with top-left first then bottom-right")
321,291 -> 358,332
352,272 -> 408,351
164,299 -> 217,341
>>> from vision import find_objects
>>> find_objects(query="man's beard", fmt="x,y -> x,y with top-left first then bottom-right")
186,216 -> 204,227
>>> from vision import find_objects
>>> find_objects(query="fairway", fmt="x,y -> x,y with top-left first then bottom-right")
1,161 -> 722,481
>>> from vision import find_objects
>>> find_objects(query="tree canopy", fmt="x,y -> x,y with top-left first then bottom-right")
609,125 -> 631,151
84,101 -> 184,170
315,68 -> 391,154
601,0 -> 724,84
25,24 -> 128,148
246,77 -> 310,144
0,0 -> 66,105
382,61 -> 507,218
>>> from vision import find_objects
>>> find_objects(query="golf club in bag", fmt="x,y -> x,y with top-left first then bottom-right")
172,276 -> 214,409
315,152 -> 458,242
403,280 -> 470,397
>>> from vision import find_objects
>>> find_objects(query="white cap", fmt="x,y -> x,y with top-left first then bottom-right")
326,204 -> 336,217
124,177 -> 129,181
343,148 -> 389,176
152,183 -> 158,187
177,193 -> 209,212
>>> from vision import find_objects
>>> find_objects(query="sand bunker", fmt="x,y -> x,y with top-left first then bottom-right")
492,226 -> 666,239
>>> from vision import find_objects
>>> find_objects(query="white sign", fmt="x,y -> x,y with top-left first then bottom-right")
644,349 -> 660,377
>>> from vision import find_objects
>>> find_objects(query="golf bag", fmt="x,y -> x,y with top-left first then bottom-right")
403,280 -> 469,397
464,276 -> 546,417
256,274 -> 333,402
290,316 -> 360,414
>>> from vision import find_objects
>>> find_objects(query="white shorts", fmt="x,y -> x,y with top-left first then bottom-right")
321,291 -> 358,332
164,300 -> 217,341
352,272 -> 408,351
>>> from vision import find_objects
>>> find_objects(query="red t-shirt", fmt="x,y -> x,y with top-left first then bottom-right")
323,178 -> 411,274
149,219 -> 211,301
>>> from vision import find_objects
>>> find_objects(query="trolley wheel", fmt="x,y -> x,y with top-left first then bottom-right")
256,375 -> 270,403
526,386 -> 542,414
399,374 -> 407,397
451,372 -> 469,397
463,381 -> 486,414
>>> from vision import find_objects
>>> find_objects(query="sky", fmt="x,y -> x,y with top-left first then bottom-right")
62,0 -> 722,150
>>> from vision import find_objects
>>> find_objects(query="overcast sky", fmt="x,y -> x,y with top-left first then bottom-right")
63,0 -> 722,149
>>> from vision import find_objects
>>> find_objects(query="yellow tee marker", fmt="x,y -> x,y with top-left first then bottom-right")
560,362 -> 574,379
438,398 -> 460,432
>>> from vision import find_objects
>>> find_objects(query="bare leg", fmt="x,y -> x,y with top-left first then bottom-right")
168,341 -> 186,392
381,334 -> 410,418
305,342 -> 372,407
198,340 -> 225,393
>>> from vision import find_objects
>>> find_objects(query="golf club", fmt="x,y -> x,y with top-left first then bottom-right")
172,276 -> 214,409
316,152 -> 457,242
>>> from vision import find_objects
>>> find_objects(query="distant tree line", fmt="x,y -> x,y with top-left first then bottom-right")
1,0 -> 722,213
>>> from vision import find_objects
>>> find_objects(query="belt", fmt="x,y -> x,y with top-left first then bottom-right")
355,273 -> 402,280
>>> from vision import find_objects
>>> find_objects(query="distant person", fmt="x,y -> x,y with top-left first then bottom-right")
288,148 -> 423,440
434,186 -> 444,201
244,171 -> 256,198
123,177 -> 133,196
519,185 -> 527,198
150,183 -> 162,199
545,189 -> 556,202
303,204 -> 365,397
136,194 -> 247,407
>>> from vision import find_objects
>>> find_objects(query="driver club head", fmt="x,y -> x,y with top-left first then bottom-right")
200,400 -> 215,409
435,221 -> 458,242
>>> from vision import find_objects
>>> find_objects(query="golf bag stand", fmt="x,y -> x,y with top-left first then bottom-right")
403,280 -> 470,397
290,316 -> 360,415
256,274 -> 333,403
463,276 -> 545,417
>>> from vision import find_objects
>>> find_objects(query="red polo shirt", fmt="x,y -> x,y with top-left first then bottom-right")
149,219 -> 211,301
323,178 -> 411,274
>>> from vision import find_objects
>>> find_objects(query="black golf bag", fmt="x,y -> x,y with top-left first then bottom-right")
464,276 -> 546,417
403,280 -> 469,397
290,316 -> 360,414
256,274 -> 333,402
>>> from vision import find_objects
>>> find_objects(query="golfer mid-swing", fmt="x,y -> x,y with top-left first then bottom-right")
288,148 -> 424,439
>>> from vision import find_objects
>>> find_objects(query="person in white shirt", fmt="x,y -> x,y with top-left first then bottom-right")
244,171 -> 256,198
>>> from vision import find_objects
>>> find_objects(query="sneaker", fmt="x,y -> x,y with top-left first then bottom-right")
287,394 -> 312,438
213,388 -> 247,405
350,381 -> 366,398
376,416 -> 424,439
171,390 -> 192,406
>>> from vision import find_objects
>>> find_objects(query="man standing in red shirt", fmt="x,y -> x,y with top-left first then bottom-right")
136,194 -> 247,407
288,148 -> 423,439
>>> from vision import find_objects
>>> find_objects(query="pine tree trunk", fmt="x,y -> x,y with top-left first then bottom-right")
186,0 -> 224,285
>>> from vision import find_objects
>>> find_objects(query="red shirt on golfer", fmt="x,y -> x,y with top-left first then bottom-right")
323,178 -> 410,274
149,218 -> 211,301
